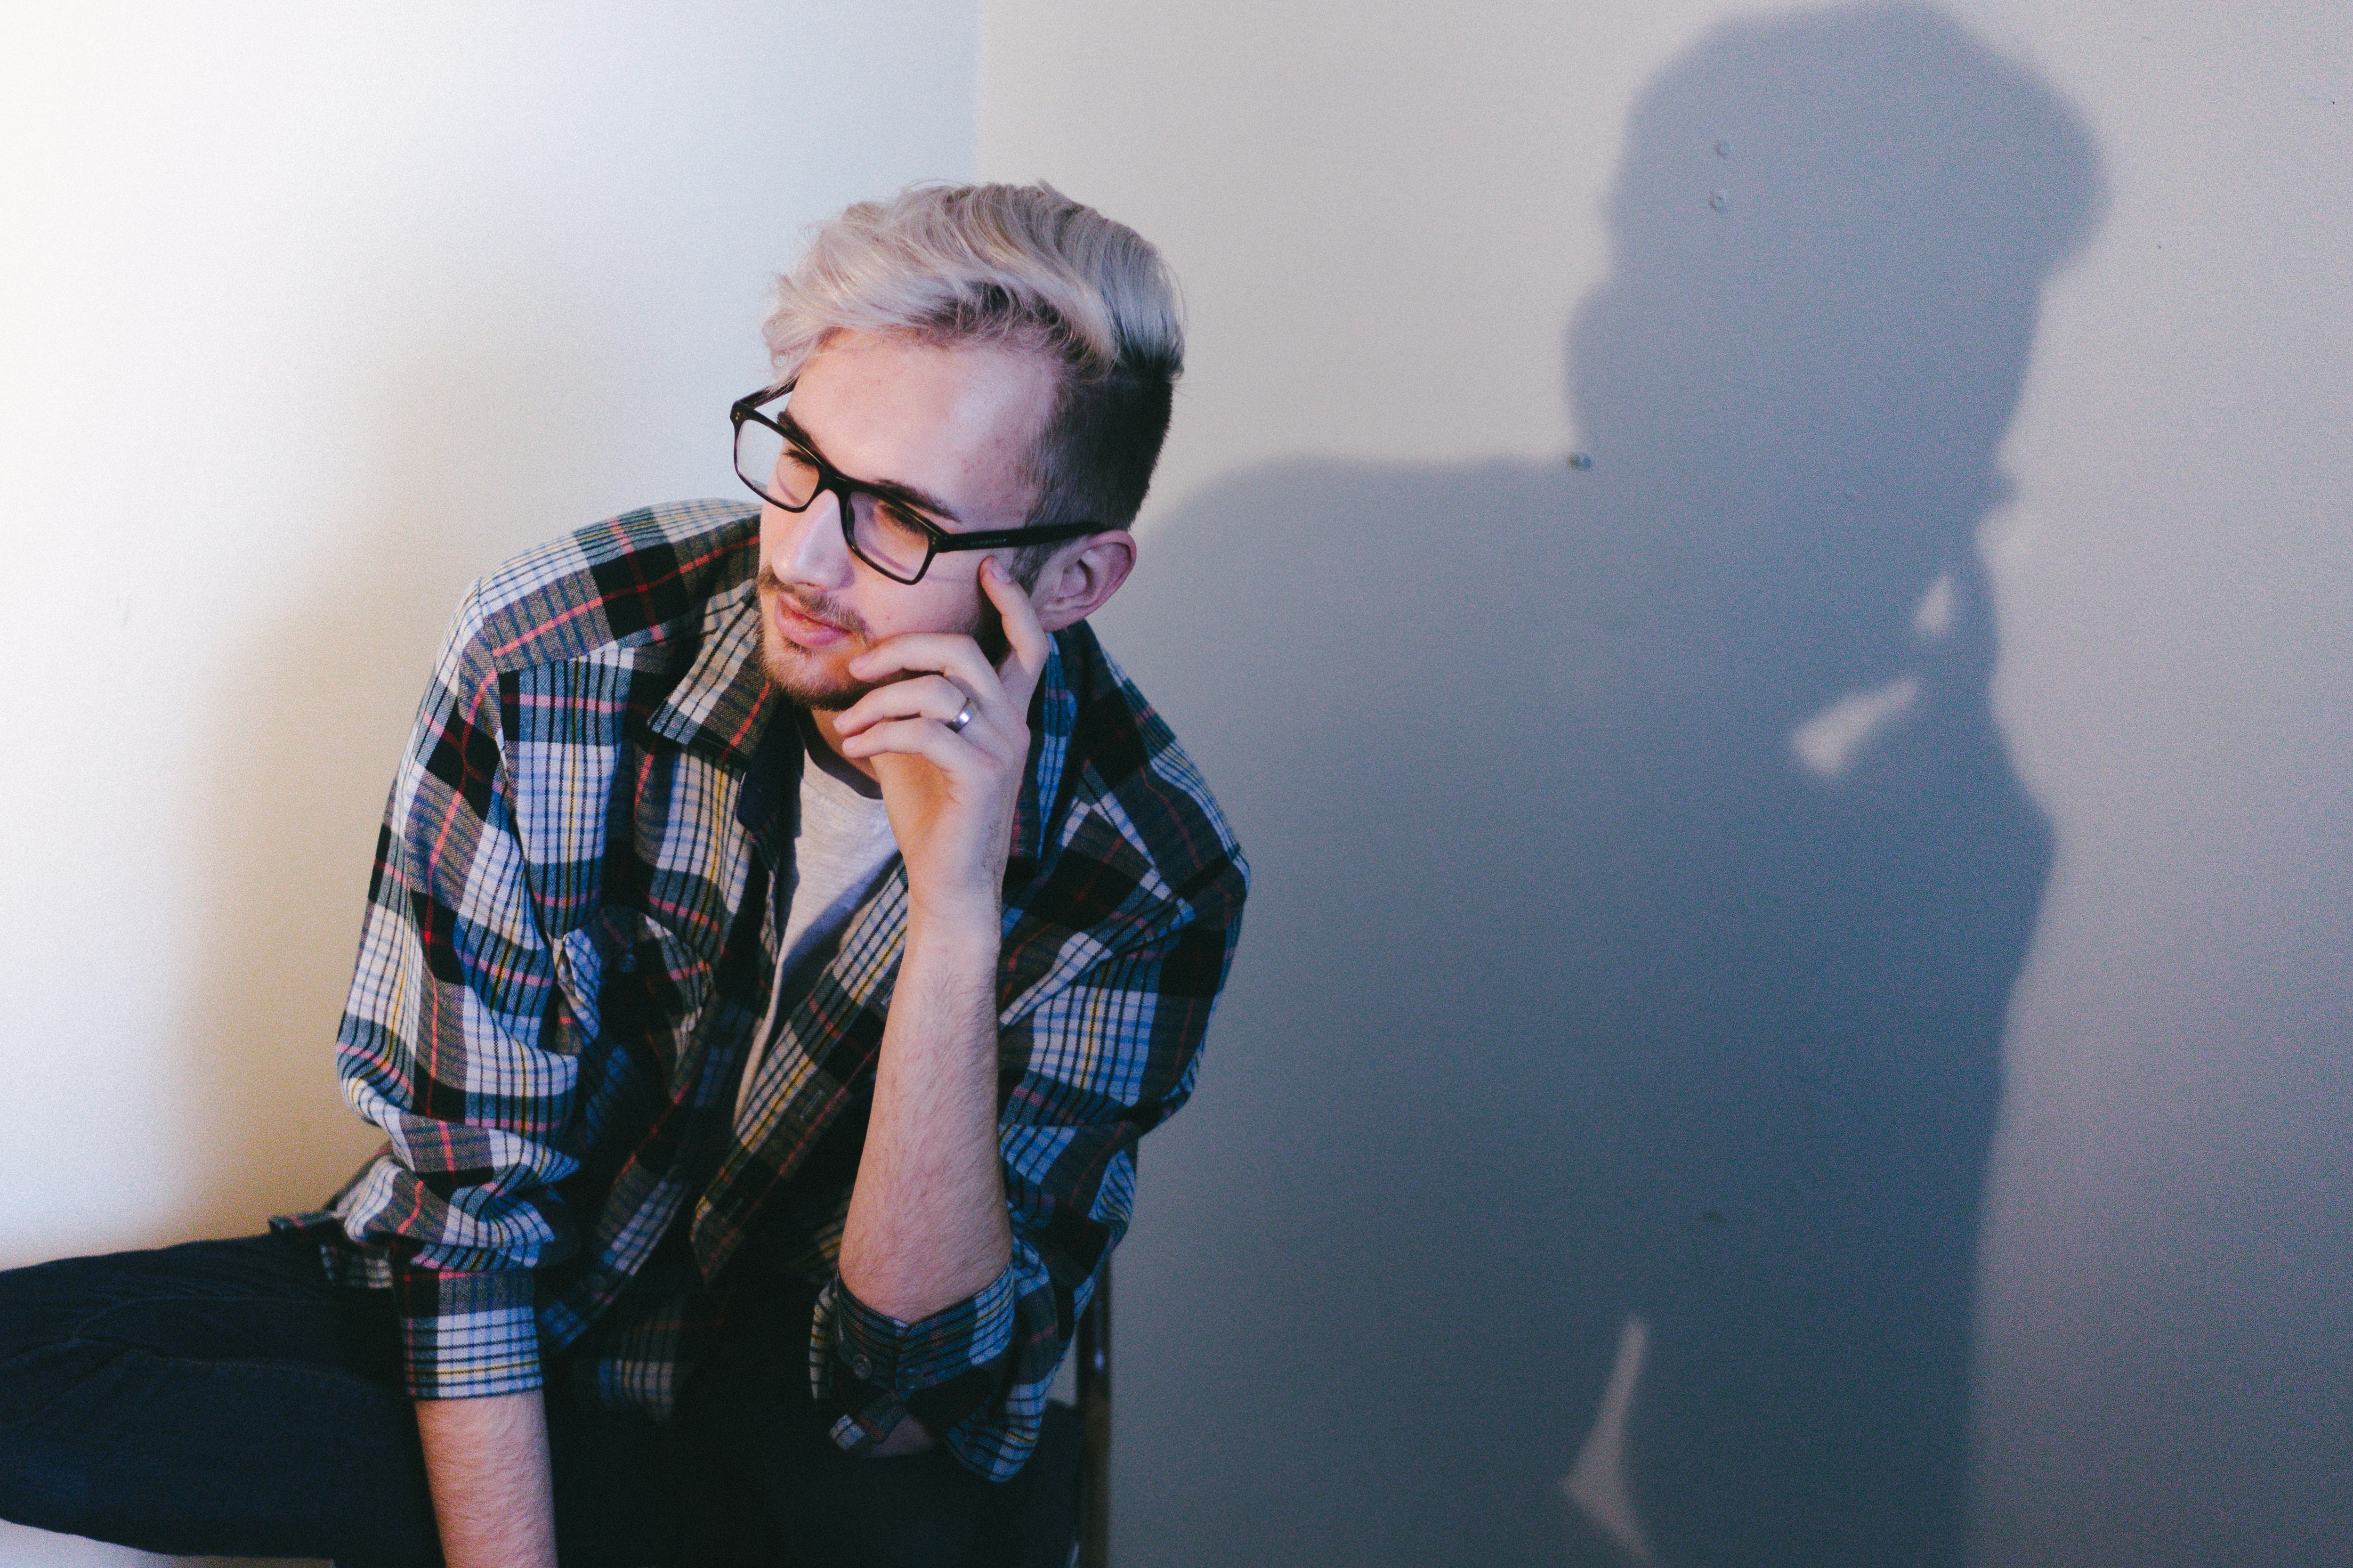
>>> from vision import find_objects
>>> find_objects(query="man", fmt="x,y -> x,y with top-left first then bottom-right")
0,183 -> 1247,1567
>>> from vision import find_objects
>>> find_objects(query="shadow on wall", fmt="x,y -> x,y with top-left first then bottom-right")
1096,5 -> 2102,1566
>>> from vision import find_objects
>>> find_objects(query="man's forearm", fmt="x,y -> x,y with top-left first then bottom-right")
838,904 -> 1013,1323
415,1390 -> 557,1568
826,560 -> 1054,1450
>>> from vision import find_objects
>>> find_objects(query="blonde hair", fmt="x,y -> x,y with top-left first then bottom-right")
763,183 -> 1184,536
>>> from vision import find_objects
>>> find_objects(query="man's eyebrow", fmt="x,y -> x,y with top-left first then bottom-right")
776,410 -> 964,524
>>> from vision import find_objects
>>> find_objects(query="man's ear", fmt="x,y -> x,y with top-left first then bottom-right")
1031,531 -> 1137,633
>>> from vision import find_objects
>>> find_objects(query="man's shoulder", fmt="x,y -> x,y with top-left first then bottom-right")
460,499 -> 760,673
1048,623 -> 1249,922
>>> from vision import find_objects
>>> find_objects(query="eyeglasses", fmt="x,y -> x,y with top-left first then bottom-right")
731,383 -> 1099,584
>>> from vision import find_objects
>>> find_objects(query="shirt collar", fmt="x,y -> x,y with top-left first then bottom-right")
642,582 -> 776,775
1013,634 -> 1074,870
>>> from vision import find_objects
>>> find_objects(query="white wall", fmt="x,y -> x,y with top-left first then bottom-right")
1962,11 -> 2350,1565
0,4 -> 974,1563
982,3 -> 2349,1566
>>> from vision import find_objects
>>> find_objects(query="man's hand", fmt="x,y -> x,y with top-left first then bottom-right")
832,557 -> 1053,926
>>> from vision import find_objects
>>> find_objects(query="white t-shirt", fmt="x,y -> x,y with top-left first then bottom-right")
732,719 -> 900,1127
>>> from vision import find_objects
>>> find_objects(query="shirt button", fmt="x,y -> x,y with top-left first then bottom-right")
852,1355 -> 872,1379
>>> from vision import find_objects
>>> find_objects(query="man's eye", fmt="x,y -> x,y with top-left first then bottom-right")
876,501 -> 933,539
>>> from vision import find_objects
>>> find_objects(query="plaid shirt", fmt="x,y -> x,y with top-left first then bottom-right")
275,498 -> 1246,1480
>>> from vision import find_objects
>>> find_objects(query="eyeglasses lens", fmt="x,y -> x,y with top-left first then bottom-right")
847,499 -> 935,582
734,418 -> 820,510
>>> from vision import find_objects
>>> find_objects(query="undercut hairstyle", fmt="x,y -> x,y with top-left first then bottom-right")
762,182 -> 1184,577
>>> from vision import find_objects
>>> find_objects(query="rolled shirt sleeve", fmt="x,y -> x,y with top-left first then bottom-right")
814,1211 -> 1110,1479
329,581 -> 583,1400
821,1260 -> 1023,1446
393,1266 -> 547,1399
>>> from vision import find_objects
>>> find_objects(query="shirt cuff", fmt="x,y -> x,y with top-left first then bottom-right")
393,1262 -> 545,1400
827,1265 -> 1020,1441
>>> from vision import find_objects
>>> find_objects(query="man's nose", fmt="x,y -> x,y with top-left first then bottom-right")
770,489 -> 854,588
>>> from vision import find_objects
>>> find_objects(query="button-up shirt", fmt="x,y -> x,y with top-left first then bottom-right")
275,498 -> 1247,1480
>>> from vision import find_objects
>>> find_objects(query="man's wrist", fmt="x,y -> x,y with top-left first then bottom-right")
903,889 -> 1003,953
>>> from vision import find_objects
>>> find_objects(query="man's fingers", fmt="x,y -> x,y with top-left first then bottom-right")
980,557 -> 1053,712
836,716 -> 978,773
834,673 -> 971,738
839,556 -> 1053,727
849,634 -> 1003,713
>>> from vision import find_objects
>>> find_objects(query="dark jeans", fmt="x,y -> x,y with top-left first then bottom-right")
0,1232 -> 1077,1566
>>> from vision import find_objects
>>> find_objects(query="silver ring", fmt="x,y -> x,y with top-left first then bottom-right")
947,700 -> 976,734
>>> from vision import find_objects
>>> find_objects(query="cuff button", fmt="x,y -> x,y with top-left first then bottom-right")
852,1354 -> 872,1379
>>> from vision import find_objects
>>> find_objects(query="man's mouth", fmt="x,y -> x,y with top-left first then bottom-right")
760,576 -> 858,650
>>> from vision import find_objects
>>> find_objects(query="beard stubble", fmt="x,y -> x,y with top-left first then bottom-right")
753,566 -> 1009,709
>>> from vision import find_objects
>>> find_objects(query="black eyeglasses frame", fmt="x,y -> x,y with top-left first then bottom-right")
730,383 -> 1101,585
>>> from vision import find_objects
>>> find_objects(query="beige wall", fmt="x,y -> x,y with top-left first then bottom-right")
0,5 -> 973,1563
983,3 -> 2349,1565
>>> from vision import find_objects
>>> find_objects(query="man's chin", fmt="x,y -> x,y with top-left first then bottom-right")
757,627 -> 875,710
